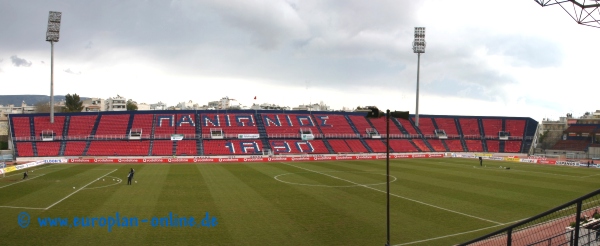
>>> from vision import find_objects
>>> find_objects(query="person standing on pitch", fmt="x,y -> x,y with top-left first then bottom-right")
22,171 -> 28,179
127,168 -> 135,185
479,157 -> 483,166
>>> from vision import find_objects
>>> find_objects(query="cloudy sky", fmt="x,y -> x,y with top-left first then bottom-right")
1,0 -> 598,121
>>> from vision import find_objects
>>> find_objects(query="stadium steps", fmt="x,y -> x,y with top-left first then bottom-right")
499,141 -> 506,152
31,141 -> 38,157
59,141 -> 66,156
63,116 -> 71,139
28,115 -> 35,137
364,118 -> 378,133
454,118 -> 468,151
409,116 -> 425,136
421,139 -> 435,152
255,113 -> 272,151
321,139 -> 335,154
83,116 -> 102,156
359,138 -> 374,153
151,114 -> 157,139
344,115 -> 361,135
195,114 -> 203,155
172,141 -> 177,156
408,139 -> 421,151
440,140 -> 450,151
148,139 -> 154,156
478,119 -> 488,152
126,113 -> 135,136
391,118 -> 409,135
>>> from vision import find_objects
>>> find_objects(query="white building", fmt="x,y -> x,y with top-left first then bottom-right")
292,101 -> 331,111
249,103 -> 290,110
105,95 -> 127,111
176,100 -> 202,110
81,98 -> 105,112
150,101 -> 167,110
136,103 -> 151,111
0,101 -> 36,115
207,97 -> 240,110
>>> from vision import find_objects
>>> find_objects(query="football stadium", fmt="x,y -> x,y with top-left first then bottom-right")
3,1 -> 600,246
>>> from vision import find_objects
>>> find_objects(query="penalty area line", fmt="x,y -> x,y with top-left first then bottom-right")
282,162 -> 503,225
44,169 -> 117,210
0,174 -> 47,189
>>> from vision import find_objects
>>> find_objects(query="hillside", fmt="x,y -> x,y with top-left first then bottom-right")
0,95 -> 89,106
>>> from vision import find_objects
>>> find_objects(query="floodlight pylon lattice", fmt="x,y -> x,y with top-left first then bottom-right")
46,11 -> 62,124
535,0 -> 600,28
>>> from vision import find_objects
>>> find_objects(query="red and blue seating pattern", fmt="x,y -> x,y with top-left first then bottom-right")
8,111 -> 538,157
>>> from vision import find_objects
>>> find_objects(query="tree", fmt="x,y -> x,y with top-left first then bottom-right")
64,94 -> 83,112
126,99 -> 138,111
35,101 -> 63,113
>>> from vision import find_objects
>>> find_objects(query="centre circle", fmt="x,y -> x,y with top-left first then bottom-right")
274,171 -> 397,187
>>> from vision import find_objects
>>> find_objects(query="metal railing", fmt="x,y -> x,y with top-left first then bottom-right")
458,188 -> 600,246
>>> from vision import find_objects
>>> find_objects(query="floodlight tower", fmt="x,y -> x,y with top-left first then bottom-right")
412,27 -> 426,127
535,0 -> 600,28
46,11 -> 62,124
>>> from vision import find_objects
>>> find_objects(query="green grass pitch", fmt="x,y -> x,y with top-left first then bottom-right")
1,158 -> 600,246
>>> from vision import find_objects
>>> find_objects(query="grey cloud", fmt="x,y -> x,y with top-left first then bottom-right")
64,68 -> 81,75
487,35 -> 563,68
10,55 -> 32,67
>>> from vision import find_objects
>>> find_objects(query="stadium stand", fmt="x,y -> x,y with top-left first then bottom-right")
413,117 -> 436,136
327,139 -> 352,153
412,139 -> 431,152
12,117 -> 31,138
36,141 -> 60,156
152,140 -> 174,156
95,114 -> 130,137
549,140 -> 589,151
8,111 -> 538,157
87,140 -> 150,156
203,140 -> 263,155
388,139 -> 418,152
67,115 -> 97,138
176,140 -> 197,156
201,113 -> 258,137
367,117 -> 403,135
262,114 -> 320,137
464,140 -> 484,152
314,114 -> 357,136
482,119 -> 502,137
445,140 -> 464,152
487,140 -> 500,152
397,118 -> 419,135
63,141 -> 86,156
364,139 -> 388,153
459,118 -> 480,136
504,140 -> 522,153
427,139 -> 447,152
505,119 -> 525,138
348,115 -> 377,135
344,139 -> 369,153
34,116 -> 65,139
435,118 -> 459,136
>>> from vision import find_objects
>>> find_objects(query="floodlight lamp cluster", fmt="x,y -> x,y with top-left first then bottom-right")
413,27 -> 426,53
46,11 -> 62,42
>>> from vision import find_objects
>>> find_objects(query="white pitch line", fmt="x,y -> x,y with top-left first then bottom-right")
0,205 -> 46,210
581,173 -> 600,178
45,169 -> 117,210
0,174 -> 46,189
283,163 -> 503,225
392,219 -> 522,246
